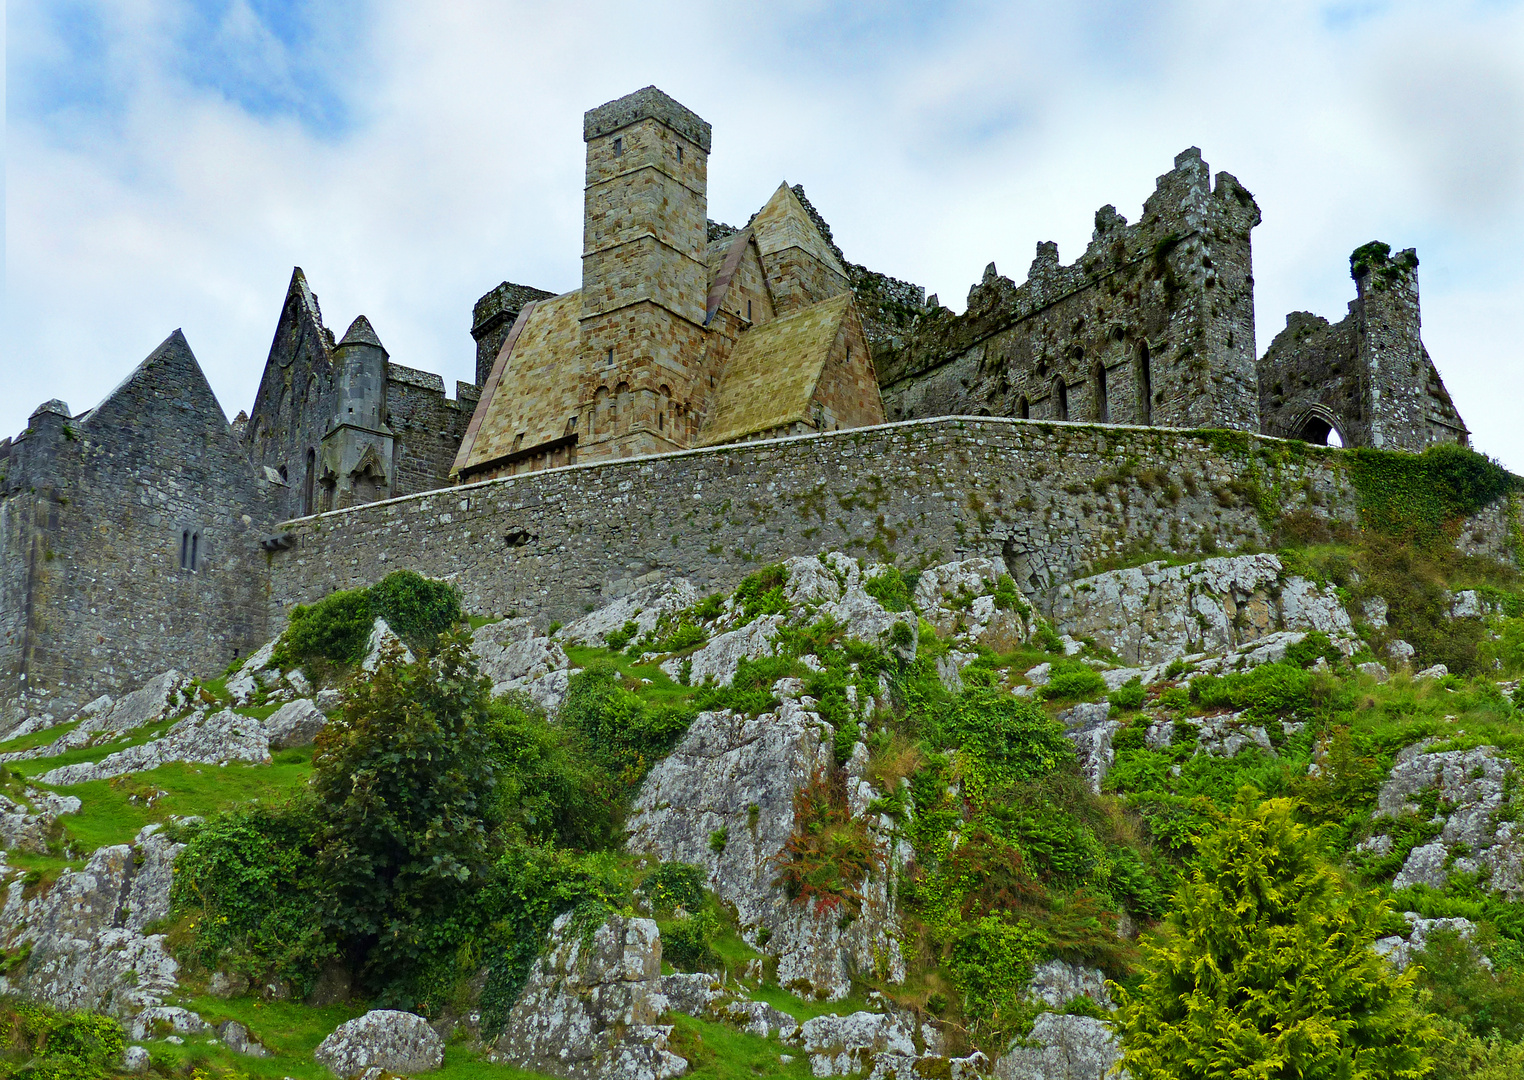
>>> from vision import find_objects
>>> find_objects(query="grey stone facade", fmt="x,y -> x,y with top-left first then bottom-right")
245,267 -> 484,517
0,332 -> 278,731
1258,243 -> 1468,450
268,416 -> 1386,629
876,149 -> 1261,434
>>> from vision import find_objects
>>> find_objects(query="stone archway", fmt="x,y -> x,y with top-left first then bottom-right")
1286,402 -> 1350,448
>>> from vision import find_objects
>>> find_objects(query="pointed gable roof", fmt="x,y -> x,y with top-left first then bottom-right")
698,293 -> 852,446
80,329 -> 233,437
751,182 -> 848,278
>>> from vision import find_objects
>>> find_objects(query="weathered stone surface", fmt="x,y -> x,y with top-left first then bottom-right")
658,974 -> 798,1039
1057,703 -> 1119,794
1415,664 -> 1449,681
315,1010 -> 444,1078
1025,959 -> 1114,1010
561,579 -> 700,648
2,672 -> 191,765
0,826 -> 184,1022
266,698 -> 326,750
993,1013 -> 1124,1080
628,701 -> 902,1000
820,583 -> 917,660
663,616 -> 784,687
218,1019 -> 270,1057
360,619 -> 414,673
34,708 -> 271,786
1357,662 -> 1390,683
472,618 -> 571,697
792,1010 -> 916,1077
1374,913 -> 1479,971
914,558 -> 1033,651
1387,639 -> 1416,664
123,1046 -> 151,1073
489,913 -> 686,1080
228,642 -> 277,705
1051,555 -> 1352,667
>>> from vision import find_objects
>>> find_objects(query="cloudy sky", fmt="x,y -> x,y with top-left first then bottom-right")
6,1 -> 1523,469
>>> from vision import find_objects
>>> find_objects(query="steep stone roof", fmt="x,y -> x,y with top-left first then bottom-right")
698,293 -> 852,446
751,183 -> 847,278
339,315 -> 385,351
454,292 -> 583,475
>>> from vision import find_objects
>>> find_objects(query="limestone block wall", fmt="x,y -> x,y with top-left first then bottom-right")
270,417 -> 1394,629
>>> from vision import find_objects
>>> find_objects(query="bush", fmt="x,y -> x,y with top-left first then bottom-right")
1188,662 -> 1315,723
947,913 -> 1046,1048
0,1000 -> 125,1080
487,694 -> 621,850
734,564 -> 789,621
560,662 -> 694,783
1109,677 -> 1146,711
604,620 -> 639,652
171,802 -> 332,993
368,570 -> 464,649
662,907 -> 723,972
640,862 -> 707,914
933,689 -> 1076,785
273,570 -> 463,667
1411,925 -> 1524,1041
864,567 -> 911,612
773,770 -> 879,916
1116,792 -> 1441,1079
1039,659 -> 1107,703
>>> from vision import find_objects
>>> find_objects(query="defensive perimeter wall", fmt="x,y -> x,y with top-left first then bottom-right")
267,415 -> 1514,628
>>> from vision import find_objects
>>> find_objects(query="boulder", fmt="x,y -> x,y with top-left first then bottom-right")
792,1011 -> 916,1076
1057,704 -> 1120,794
266,699 -> 326,750
471,618 -> 571,697
1374,913 -> 1479,972
1415,664 -> 1449,681
1357,662 -> 1390,683
560,579 -> 699,648
1025,959 -> 1114,1010
217,1019 -> 270,1057
315,1010 -> 443,1078
663,616 -> 784,687
228,641 -> 277,704
993,1013 -> 1123,1080
487,913 -> 686,1080
820,583 -> 917,661
360,619 -> 414,673
122,1046 -> 151,1073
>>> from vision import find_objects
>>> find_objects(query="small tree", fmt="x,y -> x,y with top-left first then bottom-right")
1116,792 -> 1439,1080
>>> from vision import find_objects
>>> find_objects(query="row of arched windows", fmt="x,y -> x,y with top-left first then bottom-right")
1013,343 -> 1153,424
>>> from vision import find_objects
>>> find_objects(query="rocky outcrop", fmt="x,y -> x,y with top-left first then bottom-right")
34,708 -> 272,786
1025,959 -> 1114,1010
360,618 -> 414,673
471,618 -> 573,698
488,913 -> 686,1080
1374,913 -> 1479,971
0,825 -> 183,1023
658,974 -> 798,1038
1051,554 -> 1353,666
914,558 -> 1034,651
1056,703 -> 1119,794
560,579 -> 700,648
266,698 -> 327,750
0,672 -> 190,764
1374,742 -> 1523,895
993,1013 -> 1124,1080
315,1009 -> 444,1078
662,616 -> 784,687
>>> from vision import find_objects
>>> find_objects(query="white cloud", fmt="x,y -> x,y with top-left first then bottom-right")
5,0 -> 1523,471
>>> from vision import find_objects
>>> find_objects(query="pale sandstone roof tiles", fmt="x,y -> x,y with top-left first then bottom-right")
751,183 -> 847,278
698,293 -> 851,447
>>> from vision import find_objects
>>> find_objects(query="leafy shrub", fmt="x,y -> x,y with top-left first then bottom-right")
1188,662 -> 1315,723
864,567 -> 911,612
1285,629 -> 1342,668
659,621 -> 708,653
560,662 -> 694,783
604,620 -> 640,652
1428,1017 -> 1524,1080
931,689 -> 1075,786
693,593 -> 725,622
639,862 -> 707,913
1039,659 -> 1107,703
1109,677 -> 1146,711
662,908 -> 723,973
1116,792 -> 1441,1079
273,570 -> 462,667
0,1000 -> 125,1080
275,586 -> 374,666
487,694 -> 620,850
368,570 -> 464,649
734,564 -> 789,621
947,914 -> 1046,1048
1478,617 -> 1524,676
171,802 -> 331,993
993,574 -> 1025,613
1411,926 -> 1524,1041
773,770 -> 879,916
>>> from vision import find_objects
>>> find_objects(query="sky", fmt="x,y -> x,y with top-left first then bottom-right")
5,0 -> 1523,469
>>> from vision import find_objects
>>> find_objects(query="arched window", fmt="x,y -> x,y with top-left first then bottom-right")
1017,395 -> 1029,419
303,449 -> 316,516
1136,343 -> 1153,425
1053,378 -> 1069,421
179,528 -> 201,571
1093,362 -> 1109,422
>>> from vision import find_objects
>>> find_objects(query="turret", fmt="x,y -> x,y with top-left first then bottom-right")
318,317 -> 395,511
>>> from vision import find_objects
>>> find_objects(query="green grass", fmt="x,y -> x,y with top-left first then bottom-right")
235,703 -> 284,721
36,749 -> 315,852
748,984 -> 875,1022
6,713 -> 188,780
469,614 -> 504,630
669,1013 -> 815,1080
0,719 -> 82,756
563,646 -> 700,708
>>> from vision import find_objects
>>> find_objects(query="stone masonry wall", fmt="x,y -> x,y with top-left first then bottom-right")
385,365 -> 479,496
269,416 -> 1401,628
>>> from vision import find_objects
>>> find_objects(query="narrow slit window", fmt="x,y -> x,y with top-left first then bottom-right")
607,348 -> 614,366
677,145 -> 683,163
180,530 -> 190,569
747,299 -> 752,320
612,137 -> 622,157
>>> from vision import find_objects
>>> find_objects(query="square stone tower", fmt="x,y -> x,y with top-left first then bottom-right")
579,86 -> 713,459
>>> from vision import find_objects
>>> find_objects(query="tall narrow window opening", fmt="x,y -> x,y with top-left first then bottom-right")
1137,343 -> 1153,425
613,137 -> 623,157
607,348 -> 614,366
677,145 -> 683,163
1017,395 -> 1029,419
190,532 -> 199,571
1093,362 -> 1109,422
303,448 -> 316,516
747,299 -> 752,321
1054,379 -> 1069,421
180,530 -> 190,569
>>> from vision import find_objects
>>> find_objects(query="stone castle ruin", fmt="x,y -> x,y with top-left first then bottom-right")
0,85 -> 1481,728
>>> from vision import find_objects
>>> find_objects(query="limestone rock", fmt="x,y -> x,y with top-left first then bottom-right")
561,578 -> 700,648
488,913 -> 686,1080
227,641 -> 276,705
472,618 -> 571,697
360,619 -> 414,673
1363,597 -> 1389,630
1357,662 -> 1390,683
1051,554 -> 1352,667
783,554 -> 854,606
0,795 -> 57,854
820,584 -> 917,660
663,616 -> 784,687
1374,913 -> 1479,972
1057,703 -> 1119,794
1025,959 -> 1114,1011
1,671 -> 190,764
266,698 -> 327,750
658,974 -> 798,1039
218,1019 -> 270,1057
1387,639 -> 1415,664
1415,664 -> 1449,680
993,1013 -> 1124,1080
123,1046 -> 151,1073
793,1010 -> 916,1076
315,689 -> 345,714
34,708 -> 271,786
315,1010 -> 444,1078
0,827 -> 184,1022
1451,590 -> 1488,619
914,558 -> 1033,650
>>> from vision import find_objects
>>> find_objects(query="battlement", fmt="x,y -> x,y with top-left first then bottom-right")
583,85 -> 712,152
